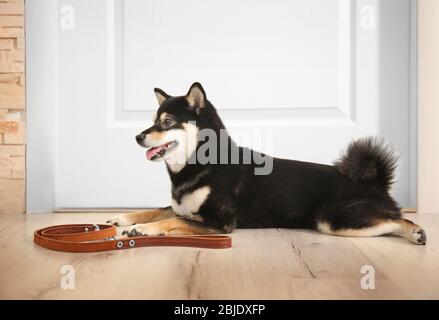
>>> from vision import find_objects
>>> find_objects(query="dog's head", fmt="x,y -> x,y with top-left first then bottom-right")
136,82 -> 208,166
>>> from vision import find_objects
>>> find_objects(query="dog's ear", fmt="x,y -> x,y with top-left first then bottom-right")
154,88 -> 169,106
186,82 -> 206,114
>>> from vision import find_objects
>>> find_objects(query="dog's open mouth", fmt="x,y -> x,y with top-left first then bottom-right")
146,141 -> 176,160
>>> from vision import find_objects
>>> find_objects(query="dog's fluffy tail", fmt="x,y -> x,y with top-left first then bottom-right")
334,137 -> 398,191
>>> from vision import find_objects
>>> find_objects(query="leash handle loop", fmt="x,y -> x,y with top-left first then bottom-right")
34,224 -> 232,252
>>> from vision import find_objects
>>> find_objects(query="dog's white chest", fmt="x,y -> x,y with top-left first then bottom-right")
171,186 -> 211,217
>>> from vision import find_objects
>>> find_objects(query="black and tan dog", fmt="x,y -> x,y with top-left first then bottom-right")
107,82 -> 426,245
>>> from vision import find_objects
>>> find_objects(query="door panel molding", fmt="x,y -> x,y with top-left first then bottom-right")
107,0 -> 356,129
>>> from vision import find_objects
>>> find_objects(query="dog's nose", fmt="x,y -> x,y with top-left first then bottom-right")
136,134 -> 145,145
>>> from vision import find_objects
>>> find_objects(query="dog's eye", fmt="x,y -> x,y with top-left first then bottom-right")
162,118 -> 174,127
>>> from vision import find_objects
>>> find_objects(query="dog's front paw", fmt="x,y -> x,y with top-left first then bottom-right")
120,224 -> 167,237
106,214 -> 134,227
121,228 -> 143,237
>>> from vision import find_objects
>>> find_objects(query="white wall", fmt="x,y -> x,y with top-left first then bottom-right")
418,0 -> 439,213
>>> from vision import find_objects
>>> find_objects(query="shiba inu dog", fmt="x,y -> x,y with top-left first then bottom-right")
107,82 -> 426,245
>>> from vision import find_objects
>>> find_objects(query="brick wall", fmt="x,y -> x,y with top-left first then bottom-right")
0,0 -> 25,214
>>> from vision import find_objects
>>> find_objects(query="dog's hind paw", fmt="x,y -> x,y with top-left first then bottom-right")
409,228 -> 427,245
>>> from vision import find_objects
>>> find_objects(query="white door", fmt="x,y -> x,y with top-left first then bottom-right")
26,0 -> 415,211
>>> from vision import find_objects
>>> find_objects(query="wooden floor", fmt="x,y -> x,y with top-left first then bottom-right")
0,212 -> 438,299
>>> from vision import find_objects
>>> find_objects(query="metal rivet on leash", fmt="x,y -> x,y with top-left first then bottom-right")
129,240 -> 136,247
84,227 -> 89,232
116,241 -> 123,249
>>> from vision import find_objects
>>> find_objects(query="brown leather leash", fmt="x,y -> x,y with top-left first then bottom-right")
34,224 -> 232,253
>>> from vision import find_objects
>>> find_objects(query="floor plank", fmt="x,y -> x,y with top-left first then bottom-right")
0,212 -> 438,299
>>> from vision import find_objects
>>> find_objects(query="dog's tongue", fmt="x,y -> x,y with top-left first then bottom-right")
146,144 -> 167,160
